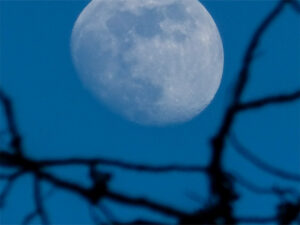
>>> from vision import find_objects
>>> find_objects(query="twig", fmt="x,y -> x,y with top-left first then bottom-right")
238,90 -> 300,111
211,0 -> 289,169
37,157 -> 207,173
0,170 -> 24,207
0,90 -> 22,155
230,134 -> 300,182
32,177 -> 50,225
33,169 -> 189,219
231,172 -> 299,197
22,186 -> 55,225
206,1 -> 293,223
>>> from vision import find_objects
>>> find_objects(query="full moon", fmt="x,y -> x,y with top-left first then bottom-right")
71,0 -> 224,125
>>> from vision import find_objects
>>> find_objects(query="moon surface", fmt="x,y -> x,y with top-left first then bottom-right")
71,0 -> 224,125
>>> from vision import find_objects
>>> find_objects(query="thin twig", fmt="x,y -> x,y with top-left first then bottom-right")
33,169 -> 189,219
230,134 -> 300,182
33,177 -> 50,225
231,172 -> 299,197
238,90 -> 300,111
22,186 -> 56,225
0,170 -> 24,207
37,157 -> 207,173
0,90 -> 22,155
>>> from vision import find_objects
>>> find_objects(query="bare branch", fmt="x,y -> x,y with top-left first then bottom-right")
0,0 -> 299,224
0,170 -> 24,207
230,134 -> 300,182
33,169 -> 189,219
32,177 -> 50,225
233,0 -> 288,101
0,90 -> 22,155
231,172 -> 299,197
22,186 -> 55,225
37,157 -> 207,173
206,1 -> 294,223
105,191 -> 188,218
238,90 -> 300,111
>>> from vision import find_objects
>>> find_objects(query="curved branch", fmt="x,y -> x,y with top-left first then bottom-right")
210,0 -> 290,170
231,172 -> 299,196
238,90 -> 300,111
230,134 -> 300,182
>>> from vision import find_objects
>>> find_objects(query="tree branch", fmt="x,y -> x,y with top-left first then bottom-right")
238,90 -> 300,111
206,1 -> 294,224
22,186 -> 55,225
230,172 -> 300,197
0,90 -> 22,155
230,134 -> 300,182
0,170 -> 24,207
32,177 -> 50,225
37,157 -> 207,173
33,169 -> 189,219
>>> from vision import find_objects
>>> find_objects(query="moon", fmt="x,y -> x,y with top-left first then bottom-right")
71,0 -> 224,125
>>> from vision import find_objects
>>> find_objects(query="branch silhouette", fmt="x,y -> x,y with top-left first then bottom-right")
238,90 -> 300,111
0,0 -> 300,224
37,157 -> 208,173
22,187 -> 55,225
230,172 -> 300,197
230,134 -> 300,182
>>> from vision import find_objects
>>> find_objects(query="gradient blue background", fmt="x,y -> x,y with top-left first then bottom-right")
0,0 -> 299,224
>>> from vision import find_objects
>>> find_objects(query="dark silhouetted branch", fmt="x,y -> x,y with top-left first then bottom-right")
231,172 -> 300,197
238,90 -> 300,111
37,157 -> 208,173
0,90 -> 22,155
22,186 -> 56,225
0,170 -> 24,207
34,169 -> 189,219
105,191 -> 188,218
230,134 -> 300,182
0,0 -> 299,224
211,0 -> 290,169
206,1 -> 296,224
32,177 -> 50,225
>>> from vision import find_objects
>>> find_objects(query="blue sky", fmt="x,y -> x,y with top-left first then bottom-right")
0,0 -> 299,224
